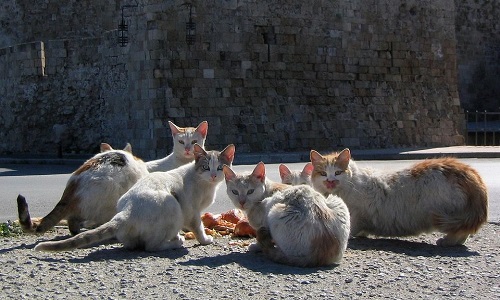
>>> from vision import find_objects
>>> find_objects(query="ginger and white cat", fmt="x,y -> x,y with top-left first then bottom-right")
310,148 -> 488,246
17,143 -> 148,235
279,162 -> 314,186
146,120 -> 208,172
35,144 -> 235,252
223,162 -> 350,267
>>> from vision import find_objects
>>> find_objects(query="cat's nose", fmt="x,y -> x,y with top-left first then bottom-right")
211,173 -> 217,180
238,200 -> 245,208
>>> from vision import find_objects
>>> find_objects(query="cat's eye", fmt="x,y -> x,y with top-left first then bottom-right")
217,165 -> 223,171
320,171 -> 327,176
335,171 -> 343,176
202,165 -> 210,170
179,140 -> 185,145
232,190 -> 239,195
191,140 -> 197,144
247,189 -> 254,195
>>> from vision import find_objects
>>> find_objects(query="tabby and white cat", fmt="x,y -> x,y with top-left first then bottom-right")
35,144 -> 235,252
310,148 -> 488,246
279,162 -> 314,186
223,162 -> 350,267
146,121 -> 208,172
17,143 -> 148,235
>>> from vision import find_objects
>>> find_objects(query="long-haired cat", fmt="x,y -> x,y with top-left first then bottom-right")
223,162 -> 350,267
146,120 -> 208,172
17,143 -> 148,235
310,148 -> 488,246
34,144 -> 235,252
279,162 -> 314,186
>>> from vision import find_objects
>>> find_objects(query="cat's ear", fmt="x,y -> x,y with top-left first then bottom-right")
220,144 -> 235,164
195,121 -> 209,138
222,165 -> 236,181
100,143 -> 113,152
310,150 -> 325,165
168,121 -> 182,136
278,164 -> 291,180
193,143 -> 207,161
252,162 -> 266,182
123,143 -> 132,153
337,148 -> 351,169
301,162 -> 314,176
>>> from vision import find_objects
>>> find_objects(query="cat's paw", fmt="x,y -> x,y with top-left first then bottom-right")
436,236 -> 467,247
198,235 -> 214,245
176,234 -> 185,244
248,242 -> 262,253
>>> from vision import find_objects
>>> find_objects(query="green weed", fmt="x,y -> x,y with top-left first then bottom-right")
0,221 -> 24,237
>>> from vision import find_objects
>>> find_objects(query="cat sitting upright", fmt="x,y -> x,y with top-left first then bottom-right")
310,148 -> 488,246
17,143 -> 149,235
279,163 -> 314,186
35,144 -> 235,252
146,120 -> 208,172
223,162 -> 350,267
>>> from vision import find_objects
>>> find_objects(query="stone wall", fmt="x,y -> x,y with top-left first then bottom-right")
0,0 -> 468,158
0,0 -> 124,48
455,0 -> 500,111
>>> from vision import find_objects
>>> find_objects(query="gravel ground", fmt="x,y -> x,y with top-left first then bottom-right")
1,223 -> 499,300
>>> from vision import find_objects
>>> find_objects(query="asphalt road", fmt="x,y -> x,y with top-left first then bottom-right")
0,158 -> 499,223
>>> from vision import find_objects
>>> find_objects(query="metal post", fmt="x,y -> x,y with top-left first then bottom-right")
475,110 -> 478,145
465,110 -> 469,145
483,110 -> 487,146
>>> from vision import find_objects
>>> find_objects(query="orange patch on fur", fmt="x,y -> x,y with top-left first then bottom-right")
412,158 -> 488,234
35,178 -> 81,233
269,182 -> 290,194
73,158 -> 99,175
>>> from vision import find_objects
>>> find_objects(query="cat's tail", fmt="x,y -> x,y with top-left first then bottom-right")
435,169 -> 488,235
34,218 -> 119,252
17,194 -> 35,232
17,179 -> 80,234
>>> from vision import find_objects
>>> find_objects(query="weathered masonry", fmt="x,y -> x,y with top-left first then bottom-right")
0,0 -> 497,159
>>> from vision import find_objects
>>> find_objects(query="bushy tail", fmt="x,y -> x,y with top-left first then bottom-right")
34,219 -> 118,252
435,168 -> 489,235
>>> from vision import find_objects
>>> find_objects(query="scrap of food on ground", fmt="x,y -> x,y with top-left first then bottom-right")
183,209 -> 256,239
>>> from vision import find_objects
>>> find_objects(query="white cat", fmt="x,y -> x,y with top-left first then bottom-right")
146,120 -> 208,172
34,144 -> 235,252
310,148 -> 488,246
17,143 -> 148,235
279,162 -> 314,186
223,162 -> 350,267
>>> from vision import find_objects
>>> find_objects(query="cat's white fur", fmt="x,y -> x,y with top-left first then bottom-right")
223,162 -> 350,267
35,144 -> 235,252
17,143 -> 148,235
310,148 -> 488,246
279,162 -> 314,186
146,121 -> 208,172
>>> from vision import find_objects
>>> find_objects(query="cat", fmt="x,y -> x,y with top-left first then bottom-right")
34,143 -> 235,252
310,148 -> 488,246
17,143 -> 148,235
223,162 -> 350,267
279,162 -> 314,186
146,120 -> 208,172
